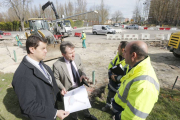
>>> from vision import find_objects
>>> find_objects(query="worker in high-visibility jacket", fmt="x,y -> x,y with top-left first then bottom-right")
15,34 -> 22,46
102,41 -> 129,112
81,31 -> 86,48
112,41 -> 160,120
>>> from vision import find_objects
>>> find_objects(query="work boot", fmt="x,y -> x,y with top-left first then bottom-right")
102,105 -> 110,111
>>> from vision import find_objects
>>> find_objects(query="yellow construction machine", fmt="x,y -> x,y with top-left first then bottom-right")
25,18 -> 61,61
167,32 -> 180,58
25,1 -> 98,61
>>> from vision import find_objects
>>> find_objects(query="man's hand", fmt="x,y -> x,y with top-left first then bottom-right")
80,75 -> 89,82
61,88 -> 67,96
56,110 -> 69,120
111,74 -> 117,82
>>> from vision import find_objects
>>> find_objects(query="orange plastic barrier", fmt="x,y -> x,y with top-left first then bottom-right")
74,32 -> 81,37
159,28 -> 164,30
3,32 -> 11,36
54,35 -> 63,39
165,28 -> 170,30
144,27 -> 148,30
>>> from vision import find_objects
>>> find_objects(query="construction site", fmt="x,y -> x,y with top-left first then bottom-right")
1,0 -> 180,119
0,25 -> 180,120
1,26 -> 180,90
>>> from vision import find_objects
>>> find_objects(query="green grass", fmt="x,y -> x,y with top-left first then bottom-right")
0,72 -> 180,120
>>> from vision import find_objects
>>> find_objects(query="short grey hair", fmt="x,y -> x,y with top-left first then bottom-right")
60,41 -> 75,54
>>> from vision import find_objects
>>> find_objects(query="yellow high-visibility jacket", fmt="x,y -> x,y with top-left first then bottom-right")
108,53 -> 129,75
15,36 -> 20,41
114,56 -> 160,120
81,33 -> 86,40
108,53 -> 129,91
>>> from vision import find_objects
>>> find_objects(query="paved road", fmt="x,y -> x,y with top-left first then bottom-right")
0,26 -> 179,41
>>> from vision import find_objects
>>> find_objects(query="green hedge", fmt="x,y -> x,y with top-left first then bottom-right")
74,20 -> 84,27
0,21 -> 29,31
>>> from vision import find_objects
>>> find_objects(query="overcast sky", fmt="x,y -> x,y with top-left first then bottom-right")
1,0 -> 146,19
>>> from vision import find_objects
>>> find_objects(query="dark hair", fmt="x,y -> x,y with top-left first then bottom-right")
130,43 -> 148,59
26,35 -> 47,54
120,41 -> 128,49
60,41 -> 75,54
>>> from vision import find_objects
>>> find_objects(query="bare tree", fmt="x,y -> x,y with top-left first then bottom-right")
112,10 -> 123,23
3,0 -> 31,31
148,0 -> 180,26
132,6 -> 141,23
7,7 -> 19,21
98,0 -> 109,24
86,5 -> 99,25
75,0 -> 87,20
64,1 -> 74,17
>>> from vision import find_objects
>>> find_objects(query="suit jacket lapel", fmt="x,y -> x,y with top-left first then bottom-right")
23,56 -> 52,86
60,57 -> 72,84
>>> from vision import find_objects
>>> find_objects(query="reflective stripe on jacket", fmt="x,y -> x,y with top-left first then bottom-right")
108,53 -> 129,92
81,33 -> 86,40
15,36 -> 20,41
114,56 -> 160,120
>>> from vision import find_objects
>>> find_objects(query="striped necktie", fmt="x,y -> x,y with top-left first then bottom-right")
39,63 -> 52,84
70,60 -> 79,83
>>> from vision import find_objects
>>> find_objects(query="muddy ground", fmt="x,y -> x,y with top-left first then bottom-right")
0,38 -> 180,93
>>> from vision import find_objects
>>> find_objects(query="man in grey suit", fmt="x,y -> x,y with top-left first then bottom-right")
53,41 -> 97,120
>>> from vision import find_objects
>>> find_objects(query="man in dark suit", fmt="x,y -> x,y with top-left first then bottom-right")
53,41 -> 97,120
12,35 -> 69,120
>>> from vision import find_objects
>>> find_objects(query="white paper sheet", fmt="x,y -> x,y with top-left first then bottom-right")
64,85 -> 91,113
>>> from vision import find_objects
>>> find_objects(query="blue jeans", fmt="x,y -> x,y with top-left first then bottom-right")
82,39 -> 86,48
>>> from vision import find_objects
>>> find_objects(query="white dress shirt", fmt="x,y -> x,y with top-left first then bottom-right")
26,55 -> 52,83
64,57 -> 80,88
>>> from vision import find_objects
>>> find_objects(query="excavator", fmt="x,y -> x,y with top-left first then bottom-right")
25,1 -> 98,61
167,32 -> 180,58
42,1 -> 98,37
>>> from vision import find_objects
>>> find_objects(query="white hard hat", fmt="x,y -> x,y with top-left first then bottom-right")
82,31 -> 84,33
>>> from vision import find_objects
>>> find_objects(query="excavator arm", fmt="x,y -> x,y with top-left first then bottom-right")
42,1 -> 59,19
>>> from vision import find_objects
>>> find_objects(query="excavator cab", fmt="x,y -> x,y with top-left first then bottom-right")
25,18 -> 62,61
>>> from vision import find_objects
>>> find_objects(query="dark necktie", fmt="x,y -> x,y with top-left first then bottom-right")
39,63 -> 52,84
70,61 -> 79,83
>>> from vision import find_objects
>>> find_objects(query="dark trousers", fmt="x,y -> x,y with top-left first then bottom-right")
71,109 -> 91,119
112,100 -> 124,120
106,90 -> 116,105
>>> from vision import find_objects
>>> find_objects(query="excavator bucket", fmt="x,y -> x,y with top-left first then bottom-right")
44,43 -> 61,61
37,30 -> 62,61
25,28 -> 62,61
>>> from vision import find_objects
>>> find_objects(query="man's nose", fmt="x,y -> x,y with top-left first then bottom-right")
45,49 -> 47,53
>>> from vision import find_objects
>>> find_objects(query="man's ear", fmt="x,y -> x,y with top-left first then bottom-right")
29,47 -> 35,54
121,48 -> 125,52
62,53 -> 65,57
131,52 -> 137,61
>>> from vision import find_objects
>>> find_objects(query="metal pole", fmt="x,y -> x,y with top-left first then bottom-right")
13,50 -> 17,62
92,71 -> 95,85
172,76 -> 178,90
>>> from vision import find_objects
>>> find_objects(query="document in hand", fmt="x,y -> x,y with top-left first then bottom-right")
64,85 -> 91,113
110,64 -> 124,75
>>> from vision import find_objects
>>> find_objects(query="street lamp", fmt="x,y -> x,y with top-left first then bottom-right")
143,2 -> 147,24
